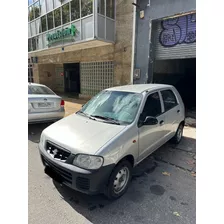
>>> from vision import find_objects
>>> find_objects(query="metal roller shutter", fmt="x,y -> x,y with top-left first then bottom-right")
154,13 -> 196,60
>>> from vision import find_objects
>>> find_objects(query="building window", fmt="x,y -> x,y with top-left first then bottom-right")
28,64 -> 34,83
36,18 -> 41,34
32,37 -> 37,51
29,6 -> 34,21
28,39 -> 32,52
34,1 -> 40,18
47,12 -> 54,30
62,3 -> 70,24
54,8 -> 62,27
28,0 -> 33,6
40,0 -> 46,15
37,35 -> 43,50
71,0 -> 80,21
31,21 -> 36,36
54,0 -> 61,9
106,0 -> 115,19
46,0 -> 54,12
81,0 -> 93,17
41,15 -> 47,32
98,0 -> 105,15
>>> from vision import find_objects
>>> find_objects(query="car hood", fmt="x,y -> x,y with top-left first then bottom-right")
43,113 -> 127,155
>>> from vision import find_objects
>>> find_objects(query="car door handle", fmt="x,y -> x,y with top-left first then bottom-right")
159,120 -> 164,125
177,110 -> 180,113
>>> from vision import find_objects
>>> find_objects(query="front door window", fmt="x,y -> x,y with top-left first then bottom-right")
141,92 -> 162,119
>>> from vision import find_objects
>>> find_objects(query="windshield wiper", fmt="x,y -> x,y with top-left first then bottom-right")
90,115 -> 120,125
76,111 -> 96,120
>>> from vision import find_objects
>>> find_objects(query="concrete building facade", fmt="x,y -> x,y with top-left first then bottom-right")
28,0 -> 134,98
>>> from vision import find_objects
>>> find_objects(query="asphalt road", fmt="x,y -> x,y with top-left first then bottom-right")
28,123 -> 196,224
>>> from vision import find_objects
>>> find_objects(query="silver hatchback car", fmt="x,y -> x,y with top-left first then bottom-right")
39,84 -> 185,199
28,83 -> 65,123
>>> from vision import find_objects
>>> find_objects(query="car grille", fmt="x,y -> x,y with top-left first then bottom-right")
76,177 -> 90,190
46,141 -> 71,162
42,156 -> 72,185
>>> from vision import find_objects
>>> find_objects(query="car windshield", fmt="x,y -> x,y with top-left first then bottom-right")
28,85 -> 55,95
79,90 -> 142,125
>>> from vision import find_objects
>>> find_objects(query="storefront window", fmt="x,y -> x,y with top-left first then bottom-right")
81,0 -> 93,17
32,37 -> 37,51
29,6 -> 34,21
62,3 -> 70,24
47,12 -> 54,30
40,0 -> 46,15
98,0 -> 105,15
106,0 -> 115,19
71,0 -> 80,21
34,1 -> 40,18
46,0 -> 53,12
54,8 -> 61,27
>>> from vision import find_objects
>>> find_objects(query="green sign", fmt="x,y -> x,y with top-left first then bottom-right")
47,24 -> 77,46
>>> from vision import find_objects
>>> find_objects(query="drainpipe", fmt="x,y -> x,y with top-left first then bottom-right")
130,0 -> 137,85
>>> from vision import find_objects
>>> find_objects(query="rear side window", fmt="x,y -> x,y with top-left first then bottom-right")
161,89 -> 178,111
28,85 -> 55,95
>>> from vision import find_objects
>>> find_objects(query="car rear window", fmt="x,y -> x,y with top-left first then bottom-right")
28,85 -> 55,95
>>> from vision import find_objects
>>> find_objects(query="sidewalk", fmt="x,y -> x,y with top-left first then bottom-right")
63,97 -> 87,117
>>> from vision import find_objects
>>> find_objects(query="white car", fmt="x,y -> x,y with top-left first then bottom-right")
28,83 -> 65,123
39,84 -> 185,199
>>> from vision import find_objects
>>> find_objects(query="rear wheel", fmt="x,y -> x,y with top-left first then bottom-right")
171,123 -> 184,144
105,160 -> 132,200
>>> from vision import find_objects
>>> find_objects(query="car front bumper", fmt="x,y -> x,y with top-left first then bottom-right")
39,144 -> 115,195
28,108 -> 65,123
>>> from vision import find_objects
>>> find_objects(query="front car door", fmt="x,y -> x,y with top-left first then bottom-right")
137,91 -> 166,163
160,88 -> 182,141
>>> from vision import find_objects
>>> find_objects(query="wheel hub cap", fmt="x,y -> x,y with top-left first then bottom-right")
113,167 -> 129,194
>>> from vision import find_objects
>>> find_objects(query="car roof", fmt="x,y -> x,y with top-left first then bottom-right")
28,82 -> 46,87
105,84 -> 173,93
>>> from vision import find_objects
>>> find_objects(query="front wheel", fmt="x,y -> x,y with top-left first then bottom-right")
171,123 -> 184,144
105,160 -> 132,200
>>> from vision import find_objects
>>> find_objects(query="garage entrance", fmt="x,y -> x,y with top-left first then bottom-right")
151,12 -> 196,116
153,58 -> 196,111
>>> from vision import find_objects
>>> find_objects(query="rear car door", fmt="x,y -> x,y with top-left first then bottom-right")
138,91 -> 166,162
160,89 -> 182,140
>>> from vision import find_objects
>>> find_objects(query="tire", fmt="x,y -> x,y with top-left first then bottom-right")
171,123 -> 184,144
105,160 -> 132,200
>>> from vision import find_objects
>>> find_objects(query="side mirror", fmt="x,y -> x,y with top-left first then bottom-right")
144,116 -> 158,125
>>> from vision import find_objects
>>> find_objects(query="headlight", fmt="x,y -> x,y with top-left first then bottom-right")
73,154 -> 104,170
40,133 -> 45,146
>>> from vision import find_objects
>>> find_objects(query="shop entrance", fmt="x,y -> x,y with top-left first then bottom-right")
153,58 -> 196,115
64,63 -> 80,95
